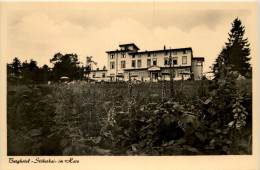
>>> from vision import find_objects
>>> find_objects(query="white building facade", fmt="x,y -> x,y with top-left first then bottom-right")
89,69 -> 108,82
90,43 -> 204,82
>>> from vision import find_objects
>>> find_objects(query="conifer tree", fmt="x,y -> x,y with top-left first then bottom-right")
213,18 -> 251,78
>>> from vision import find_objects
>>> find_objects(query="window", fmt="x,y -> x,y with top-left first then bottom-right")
110,62 -> 115,69
164,52 -> 168,56
153,58 -> 157,66
122,53 -> 126,58
121,61 -> 126,68
132,60 -> 136,67
138,54 -> 141,58
173,57 -> 178,65
183,50 -> 187,54
173,51 -> 177,55
148,53 -> 151,57
197,61 -> 202,66
137,59 -> 142,67
164,58 -> 168,65
147,59 -> 151,67
102,73 -> 106,78
110,54 -> 115,59
182,56 -> 187,64
93,73 -> 96,78
153,53 -> 156,57
132,54 -> 135,58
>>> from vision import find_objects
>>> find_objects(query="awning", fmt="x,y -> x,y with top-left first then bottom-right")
148,66 -> 161,71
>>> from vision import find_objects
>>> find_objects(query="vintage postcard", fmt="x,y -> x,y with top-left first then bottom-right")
0,1 -> 259,170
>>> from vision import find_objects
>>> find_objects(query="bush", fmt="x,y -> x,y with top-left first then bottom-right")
7,76 -> 252,155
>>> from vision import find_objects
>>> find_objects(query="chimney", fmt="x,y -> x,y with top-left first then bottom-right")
164,45 -> 166,50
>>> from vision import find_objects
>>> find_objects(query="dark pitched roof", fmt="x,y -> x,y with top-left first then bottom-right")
128,47 -> 192,55
119,43 -> 140,50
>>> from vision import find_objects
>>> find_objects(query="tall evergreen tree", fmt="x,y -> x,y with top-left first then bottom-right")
213,18 -> 251,78
11,57 -> 22,77
225,18 -> 251,77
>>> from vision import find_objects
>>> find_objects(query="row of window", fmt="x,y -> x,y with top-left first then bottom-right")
164,56 -> 187,65
110,53 -> 126,59
132,51 -> 187,58
92,70 -> 189,78
92,73 -> 106,78
110,50 -> 188,59
135,50 -> 188,58
92,69 -> 190,79
110,56 -> 187,69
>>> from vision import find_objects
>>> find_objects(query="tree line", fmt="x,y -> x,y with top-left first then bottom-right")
7,53 -> 89,84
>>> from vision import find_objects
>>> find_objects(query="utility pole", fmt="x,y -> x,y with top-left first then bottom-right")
169,48 -> 174,99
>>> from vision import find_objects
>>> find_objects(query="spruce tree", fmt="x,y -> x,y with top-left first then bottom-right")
225,18 -> 251,77
213,18 -> 251,78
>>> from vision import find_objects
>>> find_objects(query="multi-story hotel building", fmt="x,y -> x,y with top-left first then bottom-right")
89,43 -> 204,82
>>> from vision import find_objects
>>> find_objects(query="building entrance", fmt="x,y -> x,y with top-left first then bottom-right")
152,72 -> 159,81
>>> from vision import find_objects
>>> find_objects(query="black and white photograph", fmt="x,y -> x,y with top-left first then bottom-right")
0,1 -> 259,170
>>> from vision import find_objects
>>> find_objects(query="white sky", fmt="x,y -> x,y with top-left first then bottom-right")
1,2 -> 258,73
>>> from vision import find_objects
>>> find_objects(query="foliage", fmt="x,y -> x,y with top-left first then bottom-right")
50,53 -> 83,81
9,57 -> 22,77
20,60 -> 40,83
7,78 -> 252,156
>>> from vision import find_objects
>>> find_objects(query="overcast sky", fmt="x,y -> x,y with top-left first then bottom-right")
1,2 -> 258,72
